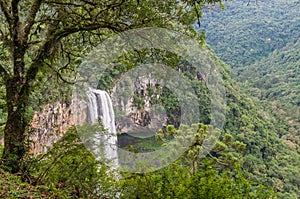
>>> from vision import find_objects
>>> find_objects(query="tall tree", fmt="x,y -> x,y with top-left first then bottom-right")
0,0 -> 223,173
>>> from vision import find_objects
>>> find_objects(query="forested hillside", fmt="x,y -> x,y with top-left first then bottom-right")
197,0 -> 300,198
236,40 -> 300,110
199,0 -> 300,67
210,48 -> 300,198
1,41 -> 288,198
87,40 -> 300,197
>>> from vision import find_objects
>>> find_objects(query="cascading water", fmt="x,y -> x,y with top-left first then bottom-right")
86,88 -> 118,169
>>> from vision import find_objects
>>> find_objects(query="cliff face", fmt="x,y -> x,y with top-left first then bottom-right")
114,76 -> 167,134
30,102 -> 74,155
29,77 -> 166,155
29,97 -> 87,155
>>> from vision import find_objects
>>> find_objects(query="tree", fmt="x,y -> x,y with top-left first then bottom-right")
120,123 -> 274,198
0,0 -> 225,173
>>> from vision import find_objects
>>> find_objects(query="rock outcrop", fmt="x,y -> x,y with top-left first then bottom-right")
29,97 -> 87,155
114,76 -> 167,134
30,102 -> 73,155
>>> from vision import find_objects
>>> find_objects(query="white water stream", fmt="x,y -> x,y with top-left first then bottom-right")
86,88 -> 118,168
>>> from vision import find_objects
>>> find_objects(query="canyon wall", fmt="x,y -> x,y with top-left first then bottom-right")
30,102 -> 74,155
29,77 -> 167,155
114,76 -> 167,134
29,97 -> 87,155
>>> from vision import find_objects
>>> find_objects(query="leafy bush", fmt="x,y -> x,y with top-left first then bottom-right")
17,123 -> 275,199
27,127 -> 119,199
118,123 -> 275,199
120,161 -> 275,199
0,167 -> 69,199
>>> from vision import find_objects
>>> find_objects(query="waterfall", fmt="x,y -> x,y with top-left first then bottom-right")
86,88 -> 118,168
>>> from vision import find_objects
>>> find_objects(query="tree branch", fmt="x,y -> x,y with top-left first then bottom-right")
95,0 -> 125,19
22,0 -> 129,90
19,60 -> 40,98
55,22 -> 121,40
45,62 -> 76,84
44,1 -> 82,7
80,0 -> 97,6
0,63 -> 10,82
11,0 -> 20,34
23,0 -> 43,40
193,2 -> 201,28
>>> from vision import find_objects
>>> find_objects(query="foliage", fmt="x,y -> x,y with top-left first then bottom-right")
234,41 -> 300,198
27,127 -> 119,199
93,33 -> 300,197
197,2 -> 300,196
96,48 -> 212,127
119,123 -> 275,199
236,40 -> 300,107
19,124 -> 274,198
203,49 -> 300,198
0,0 -> 297,197
0,144 -> 3,157
1,123 -> 273,198
0,168 -> 69,199
198,0 -> 300,67
120,162 -> 275,199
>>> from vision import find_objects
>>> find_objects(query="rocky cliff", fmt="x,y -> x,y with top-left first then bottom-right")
30,102 -> 74,155
29,96 -> 87,155
29,77 -> 167,155
114,75 -> 167,134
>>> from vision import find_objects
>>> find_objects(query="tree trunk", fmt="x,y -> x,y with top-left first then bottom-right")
2,79 -> 29,173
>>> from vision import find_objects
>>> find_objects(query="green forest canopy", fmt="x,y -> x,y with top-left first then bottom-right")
198,0 -> 300,67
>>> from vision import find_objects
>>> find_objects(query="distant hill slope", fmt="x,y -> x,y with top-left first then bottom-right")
235,39 -> 300,153
236,39 -> 300,106
201,45 -> 300,198
198,0 -> 300,67
196,1 -> 300,197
